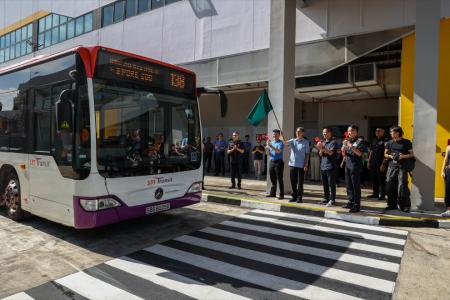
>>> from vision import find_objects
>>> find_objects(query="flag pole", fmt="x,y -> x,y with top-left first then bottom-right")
265,89 -> 282,131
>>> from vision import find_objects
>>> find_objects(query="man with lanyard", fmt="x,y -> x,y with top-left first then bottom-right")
368,128 -> 387,200
384,126 -> 414,212
282,127 -> 309,203
227,132 -> 245,189
265,129 -> 285,199
214,133 -> 227,176
341,125 -> 365,213
203,137 -> 214,173
242,135 -> 252,175
317,126 -> 337,207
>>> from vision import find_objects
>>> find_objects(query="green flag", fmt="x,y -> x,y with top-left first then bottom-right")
247,90 -> 273,126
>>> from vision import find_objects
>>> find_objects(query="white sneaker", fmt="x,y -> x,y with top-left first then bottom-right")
441,210 -> 450,217
326,200 -> 335,207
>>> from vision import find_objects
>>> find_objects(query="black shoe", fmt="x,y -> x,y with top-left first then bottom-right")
342,202 -> 354,209
378,195 -> 386,200
229,186 -> 235,189
368,194 -> 378,199
319,200 -> 329,205
402,207 -> 410,213
382,206 -> 398,212
237,185 -> 242,190
289,197 -> 297,202
296,199 -> 303,203
278,196 -> 284,200
266,194 -> 275,197
349,205 -> 361,213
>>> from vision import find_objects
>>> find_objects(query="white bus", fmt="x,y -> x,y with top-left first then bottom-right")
0,46 -> 202,228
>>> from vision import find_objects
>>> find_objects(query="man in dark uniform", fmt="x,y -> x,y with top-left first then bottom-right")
368,128 -> 387,199
384,126 -> 415,212
203,137 -> 214,173
242,135 -> 252,174
227,132 -> 245,189
341,125 -> 365,213
317,127 -> 337,206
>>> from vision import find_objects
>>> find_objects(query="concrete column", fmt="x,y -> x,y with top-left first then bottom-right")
411,0 -> 440,210
267,0 -> 296,195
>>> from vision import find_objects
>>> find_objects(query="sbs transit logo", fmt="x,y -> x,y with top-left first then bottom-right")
147,177 -> 173,186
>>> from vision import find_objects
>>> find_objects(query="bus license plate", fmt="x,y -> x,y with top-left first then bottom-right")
146,203 -> 171,215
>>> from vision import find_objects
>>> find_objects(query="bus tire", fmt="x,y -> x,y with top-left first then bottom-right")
3,170 -> 25,220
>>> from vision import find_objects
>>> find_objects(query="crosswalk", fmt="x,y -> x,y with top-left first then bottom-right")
3,209 -> 408,300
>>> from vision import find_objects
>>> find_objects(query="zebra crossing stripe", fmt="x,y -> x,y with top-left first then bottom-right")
203,225 -> 401,272
174,234 -> 396,293
1,293 -> 34,300
237,214 -> 407,246
105,257 -> 252,300
55,271 -> 144,300
250,209 -> 409,236
143,244 -> 365,300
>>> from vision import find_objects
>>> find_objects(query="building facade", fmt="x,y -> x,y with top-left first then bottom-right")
1,0 -> 449,208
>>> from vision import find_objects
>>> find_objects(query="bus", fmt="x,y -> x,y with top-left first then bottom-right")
0,46 -> 203,228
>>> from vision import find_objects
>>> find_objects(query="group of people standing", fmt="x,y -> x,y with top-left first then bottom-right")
204,126 -> 450,216
262,125 -> 419,214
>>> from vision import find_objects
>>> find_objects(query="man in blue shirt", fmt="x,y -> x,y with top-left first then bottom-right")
282,127 -> 310,203
317,126 -> 337,206
242,135 -> 252,174
214,133 -> 227,176
265,129 -> 285,199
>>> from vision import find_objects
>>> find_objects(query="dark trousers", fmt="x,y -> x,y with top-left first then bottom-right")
204,153 -> 212,172
214,152 -> 225,175
345,167 -> 361,206
242,153 -> 250,174
290,167 -> 305,200
321,169 -> 336,202
386,165 -> 411,209
269,160 -> 284,196
445,168 -> 450,207
370,165 -> 386,197
231,163 -> 242,187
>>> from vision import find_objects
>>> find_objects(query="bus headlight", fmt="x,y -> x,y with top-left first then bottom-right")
187,182 -> 202,194
79,197 -> 121,211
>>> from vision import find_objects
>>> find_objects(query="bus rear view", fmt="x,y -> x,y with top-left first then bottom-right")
0,46 -> 203,228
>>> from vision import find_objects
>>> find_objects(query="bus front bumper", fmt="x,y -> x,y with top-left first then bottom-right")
73,192 -> 201,229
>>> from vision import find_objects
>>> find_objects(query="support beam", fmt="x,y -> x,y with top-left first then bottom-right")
267,0 -> 296,194
411,0 -> 441,210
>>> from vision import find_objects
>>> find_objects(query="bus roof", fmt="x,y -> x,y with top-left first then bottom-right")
0,46 -> 195,77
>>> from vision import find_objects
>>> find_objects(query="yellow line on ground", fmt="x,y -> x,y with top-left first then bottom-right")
203,192 -> 448,222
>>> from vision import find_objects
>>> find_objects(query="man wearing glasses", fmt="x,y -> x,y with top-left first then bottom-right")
368,128 -> 387,200
227,132 -> 245,189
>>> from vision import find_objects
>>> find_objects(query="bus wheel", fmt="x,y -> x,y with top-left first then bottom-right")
3,172 -> 25,220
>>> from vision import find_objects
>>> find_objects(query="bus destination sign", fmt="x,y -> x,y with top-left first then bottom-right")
95,51 -> 195,97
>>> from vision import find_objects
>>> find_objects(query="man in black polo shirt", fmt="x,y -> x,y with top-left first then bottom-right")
317,126 -> 337,206
384,126 -> 415,212
368,128 -> 387,200
342,125 -> 365,213
227,132 -> 245,189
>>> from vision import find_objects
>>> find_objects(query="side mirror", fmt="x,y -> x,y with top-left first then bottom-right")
56,89 -> 76,132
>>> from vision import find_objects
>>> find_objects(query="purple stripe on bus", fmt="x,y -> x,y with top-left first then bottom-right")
73,193 -> 201,229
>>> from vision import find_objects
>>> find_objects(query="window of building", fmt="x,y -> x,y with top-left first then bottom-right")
84,13 -> 93,32
151,0 -> 164,10
103,5 -> 114,27
27,24 -> 32,39
67,20 -> 75,39
59,23 -> 67,42
114,1 -> 125,23
51,27 -> 59,45
165,0 -> 181,4
138,0 -> 149,14
126,0 -> 137,18
75,16 -> 84,36
45,15 -> 52,31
